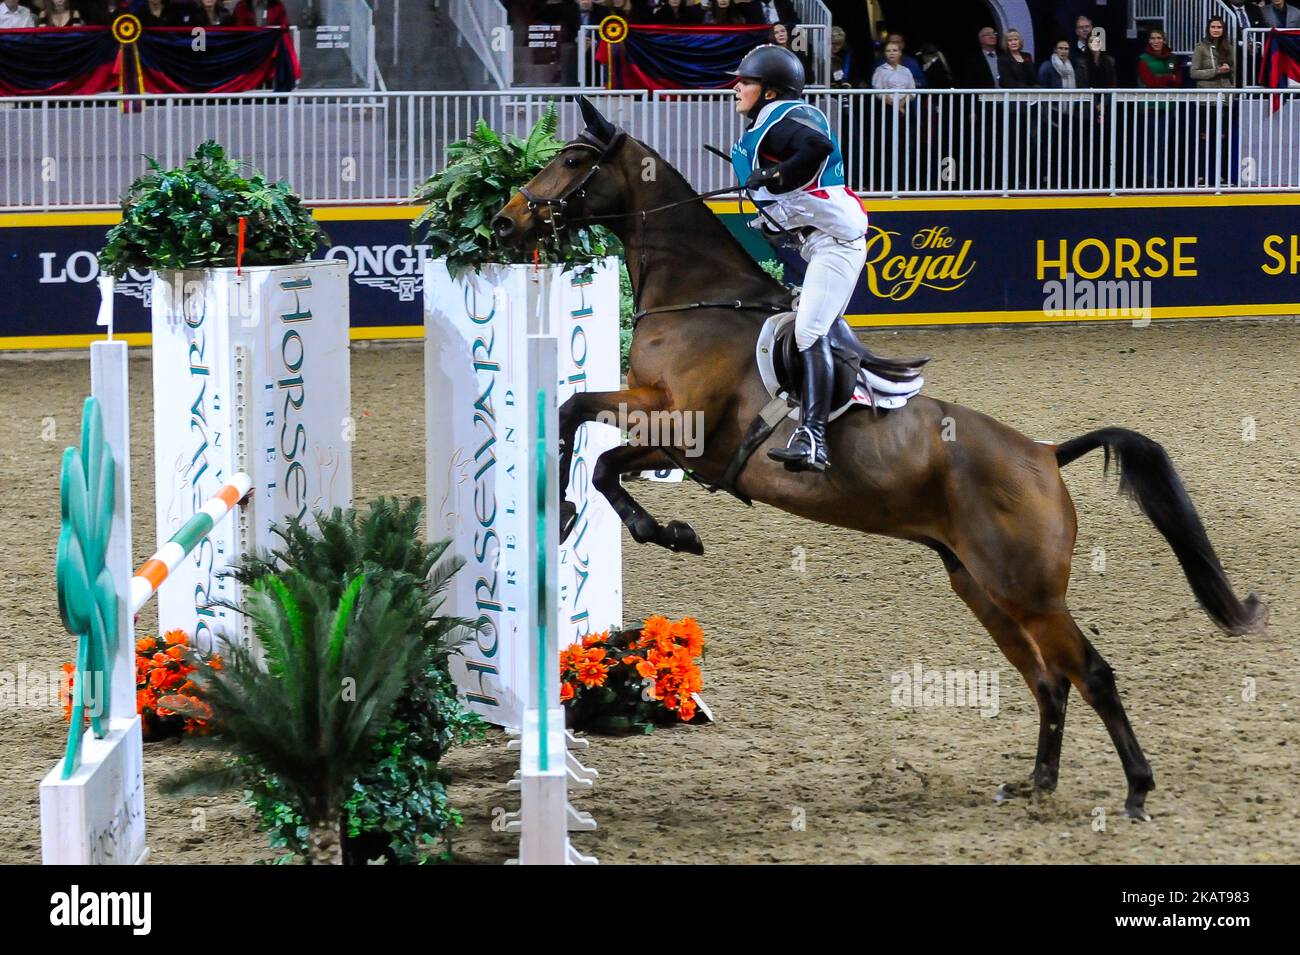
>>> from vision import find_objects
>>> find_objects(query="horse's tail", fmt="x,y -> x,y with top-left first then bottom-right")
1055,427 -> 1266,635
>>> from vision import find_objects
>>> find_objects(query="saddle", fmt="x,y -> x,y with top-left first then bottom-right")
758,312 -> 929,418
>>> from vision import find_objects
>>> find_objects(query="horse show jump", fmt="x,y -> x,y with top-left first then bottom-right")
2,6 -> 1299,872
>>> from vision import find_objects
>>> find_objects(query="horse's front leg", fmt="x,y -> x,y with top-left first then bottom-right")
558,386 -> 667,537
591,445 -> 704,555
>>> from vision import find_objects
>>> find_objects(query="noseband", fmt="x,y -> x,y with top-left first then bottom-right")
518,129 -> 627,231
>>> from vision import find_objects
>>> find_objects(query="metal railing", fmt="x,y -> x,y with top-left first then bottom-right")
790,0 -> 832,86
449,0 -> 512,89
1241,26 -> 1300,87
2,87 -> 1298,211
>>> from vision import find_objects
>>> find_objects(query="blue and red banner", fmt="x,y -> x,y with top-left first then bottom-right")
597,24 -> 769,92
0,23 -> 299,97
1260,28 -> 1300,101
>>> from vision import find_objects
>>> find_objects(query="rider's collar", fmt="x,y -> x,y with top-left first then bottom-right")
748,96 -> 801,127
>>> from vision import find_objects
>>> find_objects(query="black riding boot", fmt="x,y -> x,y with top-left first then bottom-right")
768,334 -> 833,472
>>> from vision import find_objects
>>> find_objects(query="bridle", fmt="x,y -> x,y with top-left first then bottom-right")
516,126 -> 790,325
518,129 -> 626,232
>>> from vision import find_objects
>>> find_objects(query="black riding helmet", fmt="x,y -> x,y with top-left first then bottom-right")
730,44 -> 806,100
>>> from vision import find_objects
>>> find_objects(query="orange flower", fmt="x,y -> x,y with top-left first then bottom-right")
164,630 -> 189,646
576,659 -> 608,689
582,631 -> 609,649
165,645 -> 186,662
560,681 -> 575,702
136,638 -> 155,654
634,659 -> 656,680
678,697 -> 697,722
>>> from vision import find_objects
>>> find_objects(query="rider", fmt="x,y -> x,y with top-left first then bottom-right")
730,44 -> 869,473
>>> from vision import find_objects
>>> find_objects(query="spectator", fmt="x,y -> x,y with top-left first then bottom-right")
650,0 -> 701,25
1224,0 -> 1264,31
918,42 -> 953,88
997,27 -> 1036,88
769,21 -> 809,77
1192,17 -> 1235,185
871,39 -> 915,97
705,0 -> 746,26
37,0 -> 83,24
1072,15 -> 1092,58
1191,16 -> 1235,88
599,0 -> 648,23
752,0 -> 794,27
828,25 -> 860,88
965,25 -> 1001,87
874,32 -> 925,87
1260,0 -> 1300,28
137,0 -> 179,26
1136,29 -> 1179,89
1136,30 -> 1179,188
189,0 -> 233,25
233,0 -> 286,27
0,0 -> 35,27
731,0 -> 766,24
1037,37 -> 1086,87
562,0 -> 600,85
1082,27 -> 1116,88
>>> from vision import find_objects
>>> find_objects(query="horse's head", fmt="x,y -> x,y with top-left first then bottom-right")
493,96 -> 631,246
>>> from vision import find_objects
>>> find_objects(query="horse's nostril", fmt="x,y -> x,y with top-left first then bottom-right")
492,215 -> 514,238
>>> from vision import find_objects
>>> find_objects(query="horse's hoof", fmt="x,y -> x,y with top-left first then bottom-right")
559,501 -> 578,542
663,520 -> 704,555
1123,805 -> 1152,822
993,780 -> 1034,803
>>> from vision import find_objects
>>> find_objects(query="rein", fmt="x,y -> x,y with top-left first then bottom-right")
520,130 -> 791,325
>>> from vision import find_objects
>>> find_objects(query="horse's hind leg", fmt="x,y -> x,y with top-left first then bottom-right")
592,445 -> 703,554
1025,612 -> 1156,819
942,552 -> 1071,797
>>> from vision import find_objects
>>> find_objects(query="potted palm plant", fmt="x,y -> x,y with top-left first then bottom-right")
98,141 -> 352,654
227,498 -> 484,864
161,566 -> 432,864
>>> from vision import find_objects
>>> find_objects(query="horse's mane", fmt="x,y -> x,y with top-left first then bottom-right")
628,135 -> 791,303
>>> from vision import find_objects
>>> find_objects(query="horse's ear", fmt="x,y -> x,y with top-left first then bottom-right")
576,95 -> 617,143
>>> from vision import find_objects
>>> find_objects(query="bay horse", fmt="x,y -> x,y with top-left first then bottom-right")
491,96 -> 1266,820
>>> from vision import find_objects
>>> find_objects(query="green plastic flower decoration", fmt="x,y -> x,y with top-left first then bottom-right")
55,397 -> 119,778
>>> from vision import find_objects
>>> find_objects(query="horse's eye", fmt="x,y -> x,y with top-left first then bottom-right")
564,155 -> 580,168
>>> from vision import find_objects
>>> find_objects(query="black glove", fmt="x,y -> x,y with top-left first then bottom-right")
744,166 -> 782,191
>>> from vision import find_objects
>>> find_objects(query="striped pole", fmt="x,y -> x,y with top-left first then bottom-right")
129,473 -> 252,614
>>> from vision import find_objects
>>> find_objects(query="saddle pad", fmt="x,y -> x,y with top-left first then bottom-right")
756,312 -> 924,419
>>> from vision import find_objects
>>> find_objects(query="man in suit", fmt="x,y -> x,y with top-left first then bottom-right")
1260,0 -> 1300,27
751,0 -> 795,26
1073,15 -> 1093,57
965,24 -> 1001,87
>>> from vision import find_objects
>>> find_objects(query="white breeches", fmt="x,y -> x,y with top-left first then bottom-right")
794,230 -> 867,351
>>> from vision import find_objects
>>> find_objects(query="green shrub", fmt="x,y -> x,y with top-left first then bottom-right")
226,498 -> 484,864
98,140 -> 326,278
410,102 -> 620,278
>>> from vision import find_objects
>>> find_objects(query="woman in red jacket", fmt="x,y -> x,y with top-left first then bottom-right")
233,0 -> 287,27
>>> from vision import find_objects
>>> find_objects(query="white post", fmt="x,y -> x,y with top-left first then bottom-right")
40,340 -> 148,865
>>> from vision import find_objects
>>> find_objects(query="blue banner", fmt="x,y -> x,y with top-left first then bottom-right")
602,25 -> 769,92
3,198 -> 1299,349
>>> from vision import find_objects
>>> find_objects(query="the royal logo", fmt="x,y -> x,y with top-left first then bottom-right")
861,225 -> 976,301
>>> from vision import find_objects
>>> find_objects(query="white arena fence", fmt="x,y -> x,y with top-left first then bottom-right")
2,86 -> 1298,211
